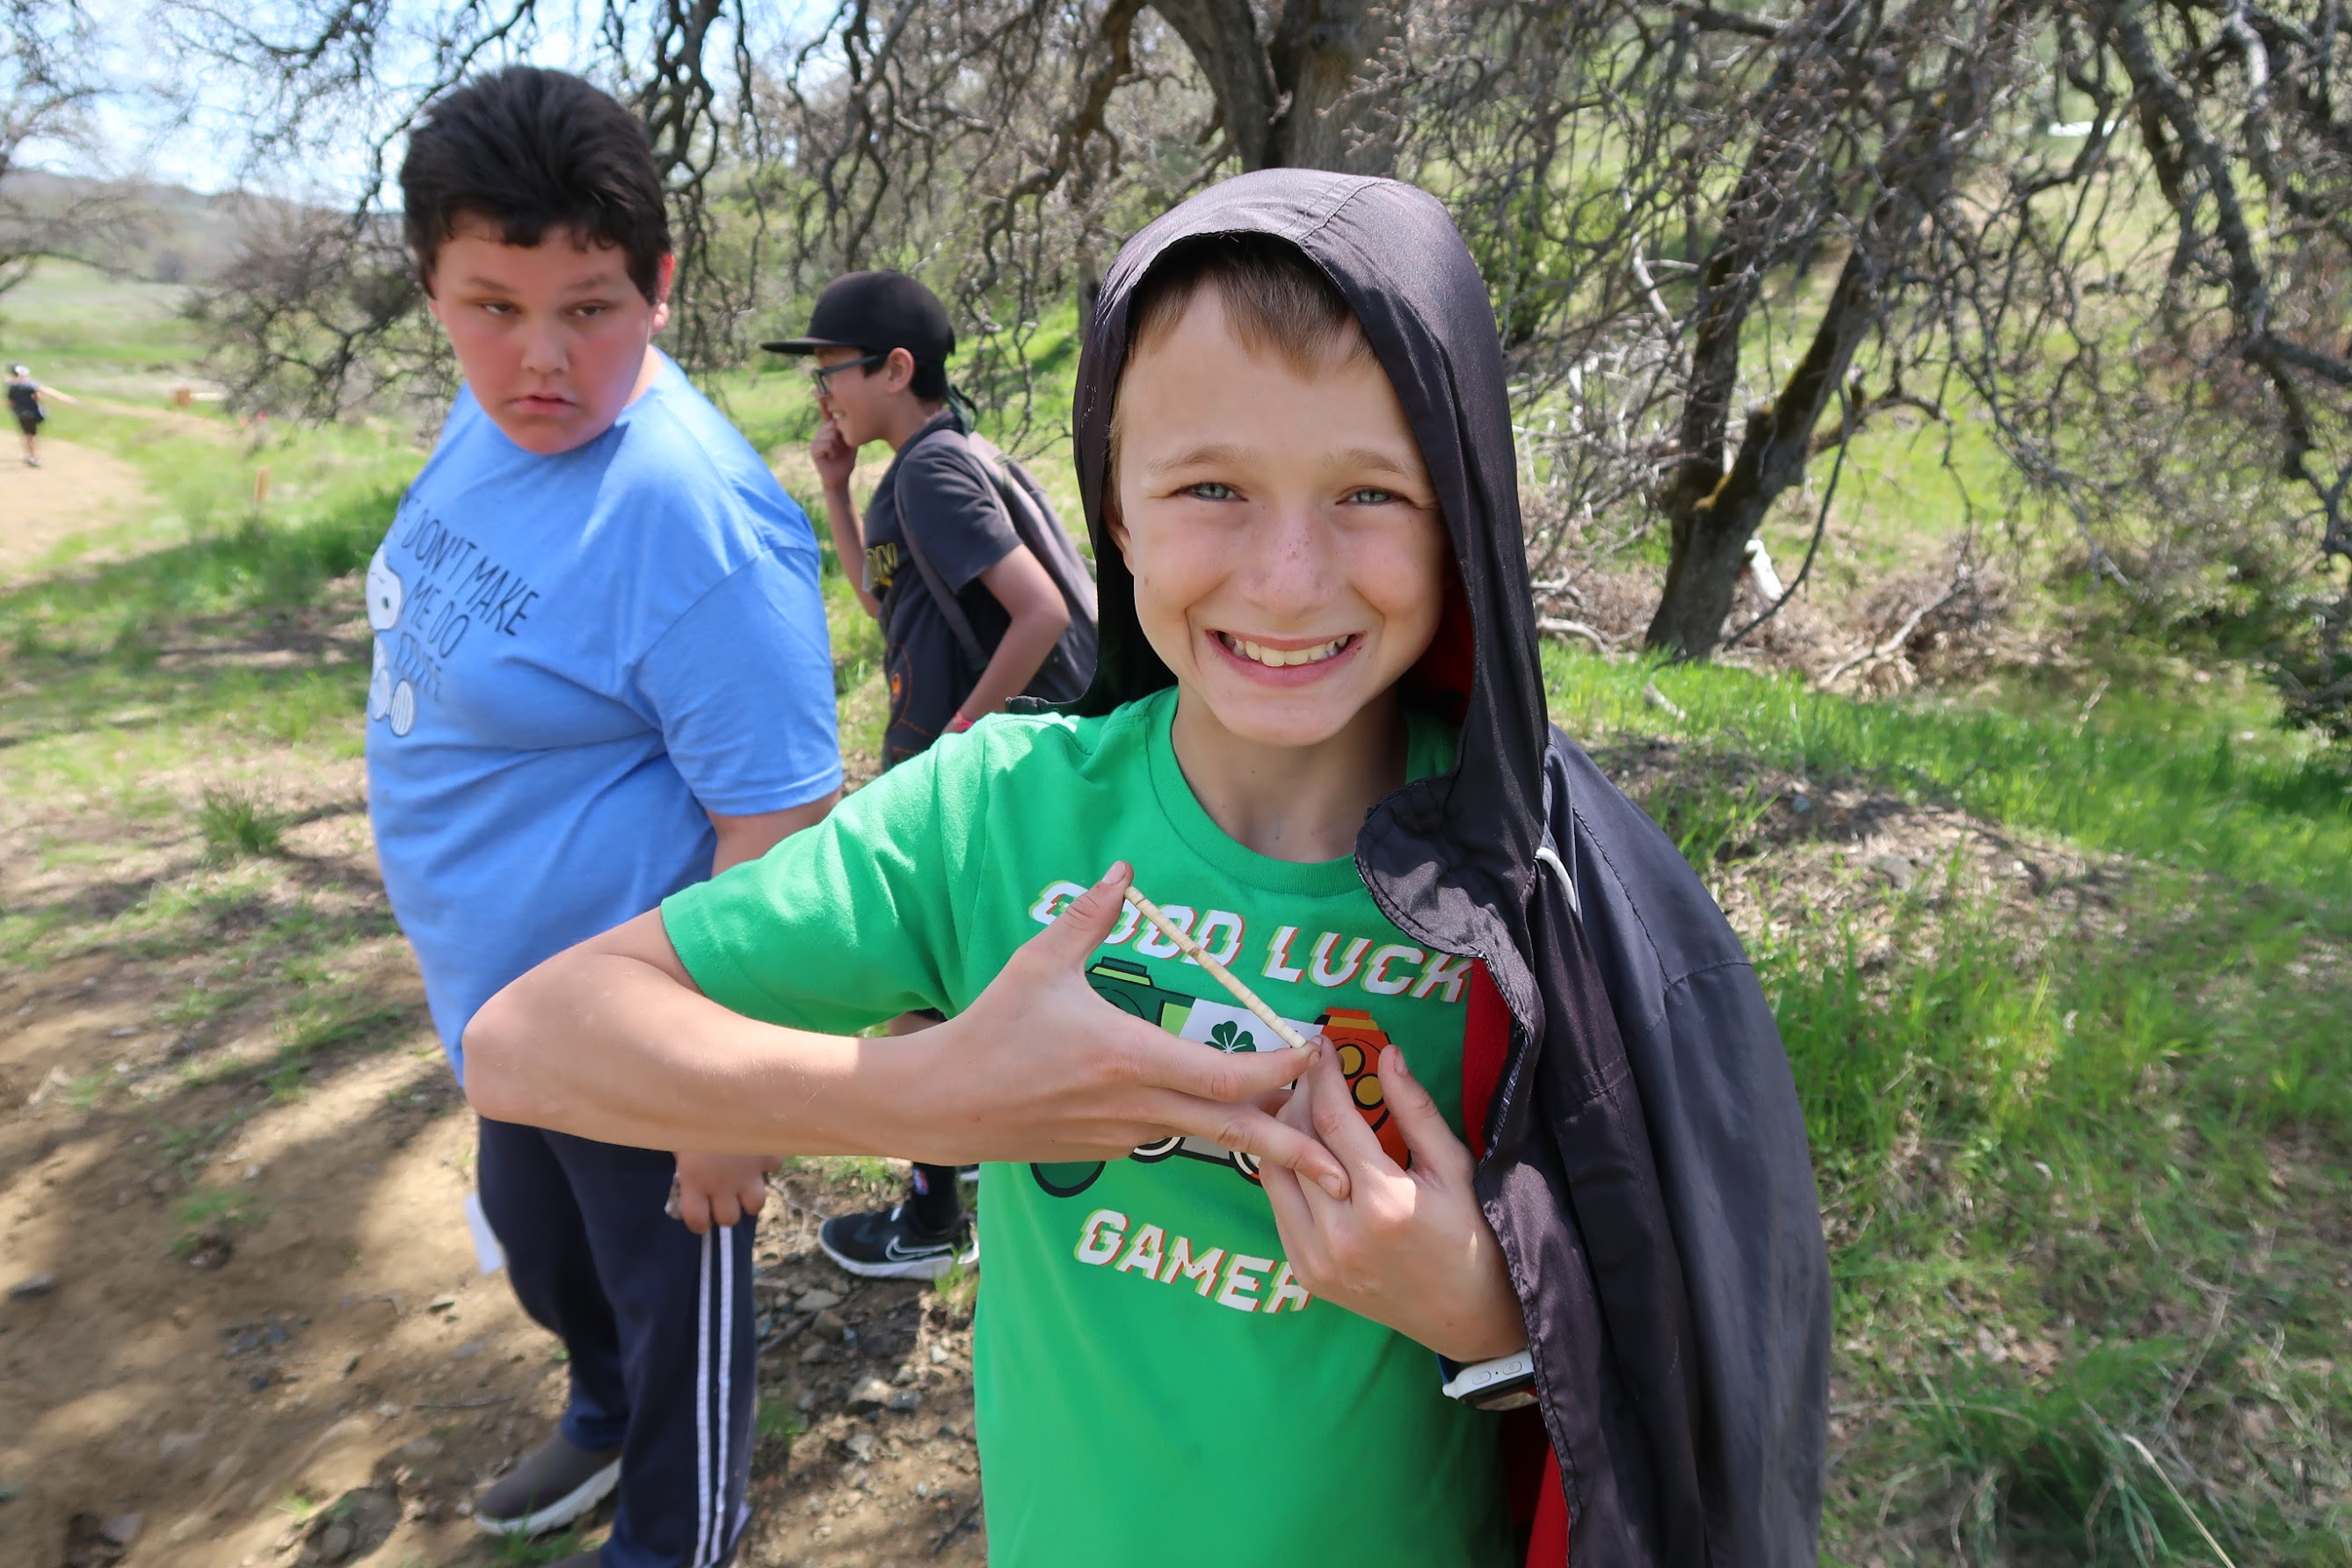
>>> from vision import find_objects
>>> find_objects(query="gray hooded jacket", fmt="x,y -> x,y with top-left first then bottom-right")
1066,171 -> 1832,1565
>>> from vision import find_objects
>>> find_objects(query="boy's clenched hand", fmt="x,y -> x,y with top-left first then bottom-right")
1259,1040 -> 1528,1363
910,863 -> 1353,1200
670,1151 -> 781,1233
810,417 -> 858,494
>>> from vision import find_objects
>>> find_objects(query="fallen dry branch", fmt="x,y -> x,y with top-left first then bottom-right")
1538,615 -> 1618,655
1817,570 -> 1976,690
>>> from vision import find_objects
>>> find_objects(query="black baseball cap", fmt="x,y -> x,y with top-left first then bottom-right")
763,271 -> 955,363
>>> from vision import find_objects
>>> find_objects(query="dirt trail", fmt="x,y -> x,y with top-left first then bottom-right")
0,437 -> 157,585
0,781 -> 984,1568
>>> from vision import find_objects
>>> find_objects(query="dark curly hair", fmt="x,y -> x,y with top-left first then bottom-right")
399,67 -> 671,303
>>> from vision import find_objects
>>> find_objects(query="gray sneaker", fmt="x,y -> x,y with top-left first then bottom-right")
475,1431 -> 621,1537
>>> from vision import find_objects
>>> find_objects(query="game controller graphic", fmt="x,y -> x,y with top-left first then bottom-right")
1319,1008 -> 1411,1169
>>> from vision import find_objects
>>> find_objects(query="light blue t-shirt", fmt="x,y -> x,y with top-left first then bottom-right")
366,355 -> 842,1075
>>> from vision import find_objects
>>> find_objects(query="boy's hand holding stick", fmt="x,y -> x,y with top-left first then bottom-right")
1120,886 -> 1311,1052
1127,880 -> 1522,1359
468,863 -> 1354,1199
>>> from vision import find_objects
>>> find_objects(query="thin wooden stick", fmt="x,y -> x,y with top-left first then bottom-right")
1122,886 -> 1310,1050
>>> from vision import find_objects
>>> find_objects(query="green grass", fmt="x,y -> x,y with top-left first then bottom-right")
0,406 -> 418,801
485,1524 -> 599,1566
196,785 -> 287,860
0,258 -> 207,391
755,1397 -> 805,1447
171,1189 -> 252,1254
1544,645 -> 2352,1560
1548,646 -> 2352,914
273,1485 -> 325,1520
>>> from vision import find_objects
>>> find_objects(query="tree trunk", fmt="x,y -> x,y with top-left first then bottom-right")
1266,0 -> 1399,174
1151,0 -> 1281,169
1151,0 -> 1397,174
1648,490 -> 1759,657
1644,0 -> 2026,658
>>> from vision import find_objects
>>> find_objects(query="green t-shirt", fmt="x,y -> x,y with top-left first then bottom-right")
662,687 -> 1510,1567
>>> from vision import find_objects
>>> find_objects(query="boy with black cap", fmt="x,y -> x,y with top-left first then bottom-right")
767,272 -> 1088,1277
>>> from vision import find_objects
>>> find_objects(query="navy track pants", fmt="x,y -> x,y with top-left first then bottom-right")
477,1116 -> 757,1568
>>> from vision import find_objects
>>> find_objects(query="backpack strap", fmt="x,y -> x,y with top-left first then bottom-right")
896,423 -> 1103,704
965,432 -> 1100,625
888,428 -> 991,673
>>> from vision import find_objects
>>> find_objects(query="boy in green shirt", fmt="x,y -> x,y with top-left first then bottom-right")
468,176 -> 1524,1563
466,167 -> 1837,1564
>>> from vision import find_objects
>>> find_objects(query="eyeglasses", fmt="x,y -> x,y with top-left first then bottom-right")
809,353 -> 886,396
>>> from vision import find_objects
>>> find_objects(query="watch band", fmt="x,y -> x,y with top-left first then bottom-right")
1439,1347 -> 1538,1411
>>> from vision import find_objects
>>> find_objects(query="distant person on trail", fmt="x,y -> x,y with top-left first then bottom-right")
463,171 -> 1831,1564
366,67 -> 840,1568
765,270 -> 1096,1281
9,365 -> 77,468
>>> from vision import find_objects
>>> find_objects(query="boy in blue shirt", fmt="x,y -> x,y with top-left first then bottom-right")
365,67 -> 841,1568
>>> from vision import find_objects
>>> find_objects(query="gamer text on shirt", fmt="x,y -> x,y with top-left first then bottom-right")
1071,1207 -> 1313,1317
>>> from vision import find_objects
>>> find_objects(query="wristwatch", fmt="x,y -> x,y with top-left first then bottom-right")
1439,1347 -> 1538,1411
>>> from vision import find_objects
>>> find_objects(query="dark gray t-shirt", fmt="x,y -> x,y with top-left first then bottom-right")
863,411 -> 1020,766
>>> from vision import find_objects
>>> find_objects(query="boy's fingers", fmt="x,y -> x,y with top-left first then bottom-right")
1121,1025 -> 1307,1105
1136,1087 -> 1350,1200
1270,1059 -> 1350,1230
1305,1038 -> 1391,1175
677,1187 -> 712,1234
1113,1028 -> 1327,1186
1258,1158 -> 1326,1274
1378,1044 -> 1471,1182
1274,1076 -> 1315,1130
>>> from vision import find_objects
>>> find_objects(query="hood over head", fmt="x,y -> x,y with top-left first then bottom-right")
1071,171 -> 1550,1006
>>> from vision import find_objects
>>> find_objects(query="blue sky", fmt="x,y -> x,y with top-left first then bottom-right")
30,0 -> 836,202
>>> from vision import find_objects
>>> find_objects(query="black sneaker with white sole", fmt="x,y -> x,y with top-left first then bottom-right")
474,1430 -> 621,1537
818,1202 -> 978,1281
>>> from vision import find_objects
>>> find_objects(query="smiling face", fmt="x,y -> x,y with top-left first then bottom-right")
1108,287 -> 1448,754
811,345 -> 914,450
424,216 -> 673,455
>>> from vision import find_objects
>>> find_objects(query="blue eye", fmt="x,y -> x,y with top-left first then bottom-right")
1186,482 -> 1236,501
1348,487 -> 1400,505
